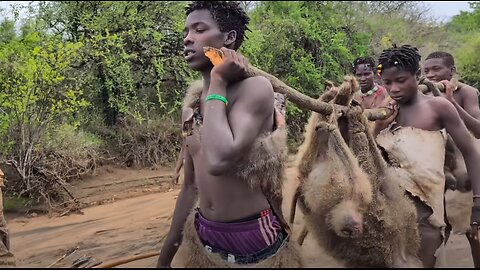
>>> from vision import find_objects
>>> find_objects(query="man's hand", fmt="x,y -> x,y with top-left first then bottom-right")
210,47 -> 248,86
374,100 -> 399,134
440,79 -> 455,103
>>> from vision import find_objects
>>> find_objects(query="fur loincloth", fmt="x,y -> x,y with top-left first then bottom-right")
376,126 -> 447,230
181,212 -> 302,268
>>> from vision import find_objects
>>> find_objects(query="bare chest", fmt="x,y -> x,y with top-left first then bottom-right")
394,105 -> 440,131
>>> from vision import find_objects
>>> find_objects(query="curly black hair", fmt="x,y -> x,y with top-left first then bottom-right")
426,51 -> 455,67
352,57 -> 376,73
186,1 -> 250,50
378,44 -> 421,75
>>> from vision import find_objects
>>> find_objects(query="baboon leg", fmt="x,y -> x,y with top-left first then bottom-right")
297,225 -> 309,246
290,185 -> 302,225
317,122 -> 361,183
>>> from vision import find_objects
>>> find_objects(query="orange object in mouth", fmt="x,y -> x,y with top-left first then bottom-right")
203,47 -> 225,66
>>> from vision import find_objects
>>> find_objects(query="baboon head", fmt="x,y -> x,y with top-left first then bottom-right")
327,200 -> 364,238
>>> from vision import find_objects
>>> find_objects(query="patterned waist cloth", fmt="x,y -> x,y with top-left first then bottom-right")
194,208 -> 287,263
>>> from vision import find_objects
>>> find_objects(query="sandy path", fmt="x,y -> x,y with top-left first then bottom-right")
6,167 -> 475,268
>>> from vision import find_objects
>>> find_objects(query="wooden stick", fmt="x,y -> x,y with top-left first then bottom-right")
47,247 -> 78,268
247,66 -> 393,121
247,67 -> 468,121
205,47 -> 464,121
92,252 -> 160,268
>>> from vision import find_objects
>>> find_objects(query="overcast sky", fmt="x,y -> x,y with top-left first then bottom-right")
0,1 -> 477,22
425,1 -> 475,22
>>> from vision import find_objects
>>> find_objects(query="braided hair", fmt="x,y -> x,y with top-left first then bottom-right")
377,45 -> 421,76
352,57 -> 376,74
186,1 -> 250,50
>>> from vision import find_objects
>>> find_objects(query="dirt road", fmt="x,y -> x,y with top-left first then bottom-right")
6,167 -> 475,267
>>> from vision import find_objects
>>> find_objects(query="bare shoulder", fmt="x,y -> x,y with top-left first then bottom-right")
239,76 -> 273,92
458,83 -> 479,97
235,76 -> 274,102
426,95 -> 457,116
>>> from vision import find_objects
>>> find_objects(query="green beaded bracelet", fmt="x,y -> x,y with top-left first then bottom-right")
205,94 -> 228,105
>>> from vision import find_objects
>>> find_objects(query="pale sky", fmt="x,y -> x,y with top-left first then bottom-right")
425,1 -> 475,22
0,1 -> 477,22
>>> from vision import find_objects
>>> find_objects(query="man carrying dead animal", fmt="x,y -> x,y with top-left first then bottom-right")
374,45 -> 480,268
0,169 -> 15,267
423,51 -> 480,192
424,51 -> 480,266
424,51 -> 480,138
156,1 -> 300,268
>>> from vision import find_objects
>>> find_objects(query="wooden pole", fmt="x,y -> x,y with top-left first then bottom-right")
92,252 -> 160,268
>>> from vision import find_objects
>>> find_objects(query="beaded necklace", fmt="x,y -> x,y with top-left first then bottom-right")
359,85 -> 379,97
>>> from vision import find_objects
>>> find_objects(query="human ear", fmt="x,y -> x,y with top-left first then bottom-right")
451,65 -> 457,74
224,30 -> 237,48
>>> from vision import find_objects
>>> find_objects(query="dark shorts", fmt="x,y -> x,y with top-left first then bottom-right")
194,209 -> 288,264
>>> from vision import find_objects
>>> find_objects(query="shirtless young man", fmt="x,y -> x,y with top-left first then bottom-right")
157,1 -> 299,268
424,52 -> 480,265
373,45 -> 480,268
424,51 -> 480,138
352,57 -> 390,109
171,92 -> 287,186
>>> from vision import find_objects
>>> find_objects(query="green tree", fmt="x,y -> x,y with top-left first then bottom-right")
0,17 -> 88,195
242,1 -> 371,148
447,2 -> 480,87
35,1 -> 194,125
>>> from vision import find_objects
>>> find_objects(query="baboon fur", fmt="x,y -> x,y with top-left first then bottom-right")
292,76 -> 421,267
178,80 -> 300,267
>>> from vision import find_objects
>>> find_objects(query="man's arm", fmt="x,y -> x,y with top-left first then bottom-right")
203,76 -> 274,175
436,98 -> 480,209
442,81 -> 480,138
157,148 -> 197,268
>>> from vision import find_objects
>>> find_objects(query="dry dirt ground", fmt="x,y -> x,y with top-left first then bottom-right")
5,165 -> 475,268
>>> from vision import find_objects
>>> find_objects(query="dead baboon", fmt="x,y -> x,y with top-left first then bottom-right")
291,77 -> 421,267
